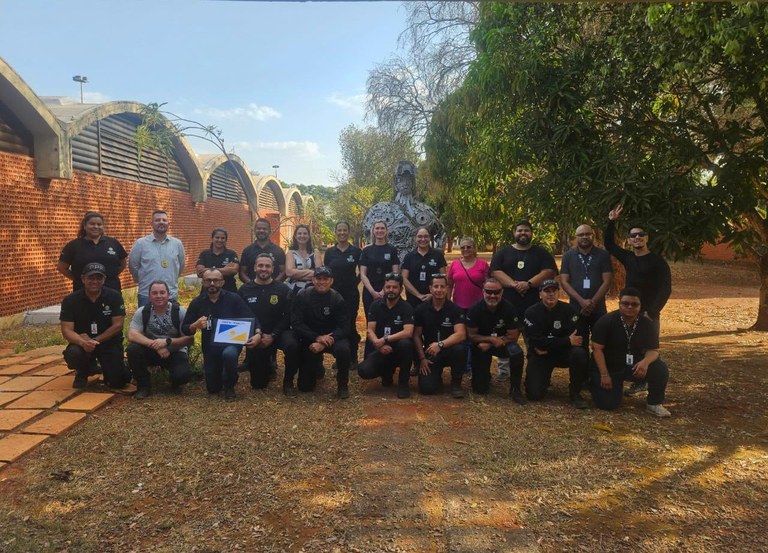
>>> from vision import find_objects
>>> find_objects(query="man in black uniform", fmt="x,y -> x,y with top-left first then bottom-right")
490,220 -> 557,380
522,280 -> 589,408
358,273 -> 415,398
605,205 -> 672,396
590,287 -> 671,417
59,262 -> 130,389
238,253 -> 300,395
413,274 -> 467,398
239,218 -> 287,284
466,278 -> 526,404
291,267 -> 351,399
182,269 -> 261,401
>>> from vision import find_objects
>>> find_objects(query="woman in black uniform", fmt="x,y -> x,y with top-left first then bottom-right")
359,221 -> 401,319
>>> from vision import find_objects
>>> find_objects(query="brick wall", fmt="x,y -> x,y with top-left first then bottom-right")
0,151 -> 257,316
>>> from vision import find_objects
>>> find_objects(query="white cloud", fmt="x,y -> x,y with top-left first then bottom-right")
235,140 -> 323,160
326,91 -> 367,114
82,91 -> 112,103
193,103 -> 282,121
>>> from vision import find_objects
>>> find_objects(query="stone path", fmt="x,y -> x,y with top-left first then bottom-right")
0,345 -> 125,467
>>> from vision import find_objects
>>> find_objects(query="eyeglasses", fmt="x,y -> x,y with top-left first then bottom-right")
619,301 -> 641,308
203,278 -> 223,283
629,232 -> 647,238
483,288 -> 502,295
576,232 -> 593,237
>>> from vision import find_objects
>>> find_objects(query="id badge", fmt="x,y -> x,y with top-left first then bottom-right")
517,261 -> 525,269
419,271 -> 427,282
90,322 -> 98,335
206,319 -> 212,331
490,332 -> 497,337
626,354 -> 634,366
583,278 -> 591,289
384,327 -> 392,337
161,259 -> 169,268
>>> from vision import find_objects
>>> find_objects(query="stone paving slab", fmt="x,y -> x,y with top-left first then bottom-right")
0,376 -> 56,392
0,392 -> 28,407
0,365 -> 40,376
36,375 -> 75,391
0,433 -> 49,462
24,411 -> 87,436
29,354 -> 64,365
33,364 -> 72,377
0,357 -> 25,367
0,377 -> 9,385
0,461 -> 6,470
59,392 -> 115,412
5,389 -> 79,410
0,409 -> 43,431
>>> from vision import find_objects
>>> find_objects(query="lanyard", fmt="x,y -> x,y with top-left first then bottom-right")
577,252 -> 592,276
621,316 -> 639,353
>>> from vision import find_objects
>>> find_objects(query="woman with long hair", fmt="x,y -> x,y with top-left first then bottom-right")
285,224 -> 321,295
359,220 -> 400,318
401,226 -> 447,308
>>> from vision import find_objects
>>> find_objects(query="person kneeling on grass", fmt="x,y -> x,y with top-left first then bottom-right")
590,287 -> 671,417
126,280 -> 194,399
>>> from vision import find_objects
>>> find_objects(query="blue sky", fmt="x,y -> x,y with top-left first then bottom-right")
0,0 -> 408,186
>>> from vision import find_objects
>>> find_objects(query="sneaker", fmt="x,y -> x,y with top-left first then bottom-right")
283,384 -> 298,397
570,392 -> 589,410
337,386 -> 350,400
510,388 -> 528,405
224,388 -> 237,402
451,382 -> 465,399
134,387 -> 150,400
397,385 -> 410,399
409,366 -> 418,377
625,381 -> 648,397
72,373 -> 88,389
646,404 -> 671,418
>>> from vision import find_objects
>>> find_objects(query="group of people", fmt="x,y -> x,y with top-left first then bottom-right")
56,205 -> 672,416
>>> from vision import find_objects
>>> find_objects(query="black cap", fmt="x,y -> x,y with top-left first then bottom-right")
82,262 -> 107,277
314,266 -> 333,277
539,279 -> 559,291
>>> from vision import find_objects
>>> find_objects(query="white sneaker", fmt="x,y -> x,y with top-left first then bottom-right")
646,404 -> 671,418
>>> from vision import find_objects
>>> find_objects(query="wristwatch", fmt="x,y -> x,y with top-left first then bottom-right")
438,340 -> 445,349
165,338 -> 172,347
384,335 -> 389,344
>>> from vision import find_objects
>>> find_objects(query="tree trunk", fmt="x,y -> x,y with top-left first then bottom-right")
752,253 -> 768,330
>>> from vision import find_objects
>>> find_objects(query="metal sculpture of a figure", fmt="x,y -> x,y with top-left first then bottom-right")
362,161 -> 446,260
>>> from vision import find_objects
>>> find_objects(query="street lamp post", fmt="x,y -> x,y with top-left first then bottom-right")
272,165 -> 280,179
72,75 -> 88,103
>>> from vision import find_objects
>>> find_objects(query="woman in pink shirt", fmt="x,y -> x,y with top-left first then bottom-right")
447,237 -> 489,310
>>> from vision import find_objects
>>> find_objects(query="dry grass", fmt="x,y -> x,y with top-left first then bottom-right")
0,261 -> 766,552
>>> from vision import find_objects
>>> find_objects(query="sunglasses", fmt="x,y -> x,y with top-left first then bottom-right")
483,288 -> 502,295
620,301 -> 641,308
384,272 -> 403,282
629,232 -> 647,238
576,232 -> 593,237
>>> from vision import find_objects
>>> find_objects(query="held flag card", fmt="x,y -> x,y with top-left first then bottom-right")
212,318 -> 255,345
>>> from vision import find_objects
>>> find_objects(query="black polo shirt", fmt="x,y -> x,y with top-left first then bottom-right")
324,244 -> 362,292
238,280 -> 291,335
59,286 -> 126,347
240,241 -> 286,281
290,287 -> 348,342
490,245 -> 557,314
360,244 -> 400,291
367,298 -> 414,338
401,247 -> 447,299
523,301 -> 580,352
466,298 -> 520,336
196,248 -> 240,292
591,311 -> 659,373
59,236 -> 127,292
414,300 -> 465,344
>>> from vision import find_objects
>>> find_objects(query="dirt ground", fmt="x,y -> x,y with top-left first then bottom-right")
0,260 -> 766,552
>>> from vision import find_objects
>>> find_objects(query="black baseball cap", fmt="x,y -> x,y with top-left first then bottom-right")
539,279 -> 559,291
314,266 -> 333,277
82,262 -> 107,277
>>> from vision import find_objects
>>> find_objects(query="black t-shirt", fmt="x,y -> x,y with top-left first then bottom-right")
523,301 -> 580,353
238,280 -> 291,335
414,300 -> 465,344
560,246 -> 612,306
59,286 -> 126,347
466,298 -> 520,336
59,236 -> 127,292
240,241 -> 286,281
367,298 -> 414,338
323,244 -> 362,292
401,248 -> 447,299
360,244 -> 400,291
490,245 -> 557,315
591,310 -> 659,373
290,287 -> 348,342
196,248 -> 240,292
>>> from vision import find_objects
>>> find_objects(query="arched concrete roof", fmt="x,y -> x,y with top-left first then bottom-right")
200,152 -> 258,213
284,186 -> 304,218
50,100 -> 206,201
0,57 -> 68,178
253,175 -> 287,215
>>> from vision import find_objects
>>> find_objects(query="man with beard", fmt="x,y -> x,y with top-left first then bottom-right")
605,205 -> 671,397
60,263 -> 130,390
357,273 -> 415,398
182,269 -> 261,401
413,274 -> 467,398
466,278 -> 526,403
238,253 -> 300,395
560,224 -> 613,349
290,267 -> 351,399
490,220 -> 557,380
590,287 -> 671,417
523,280 -> 589,409
129,209 -> 186,307
239,218 -> 286,284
